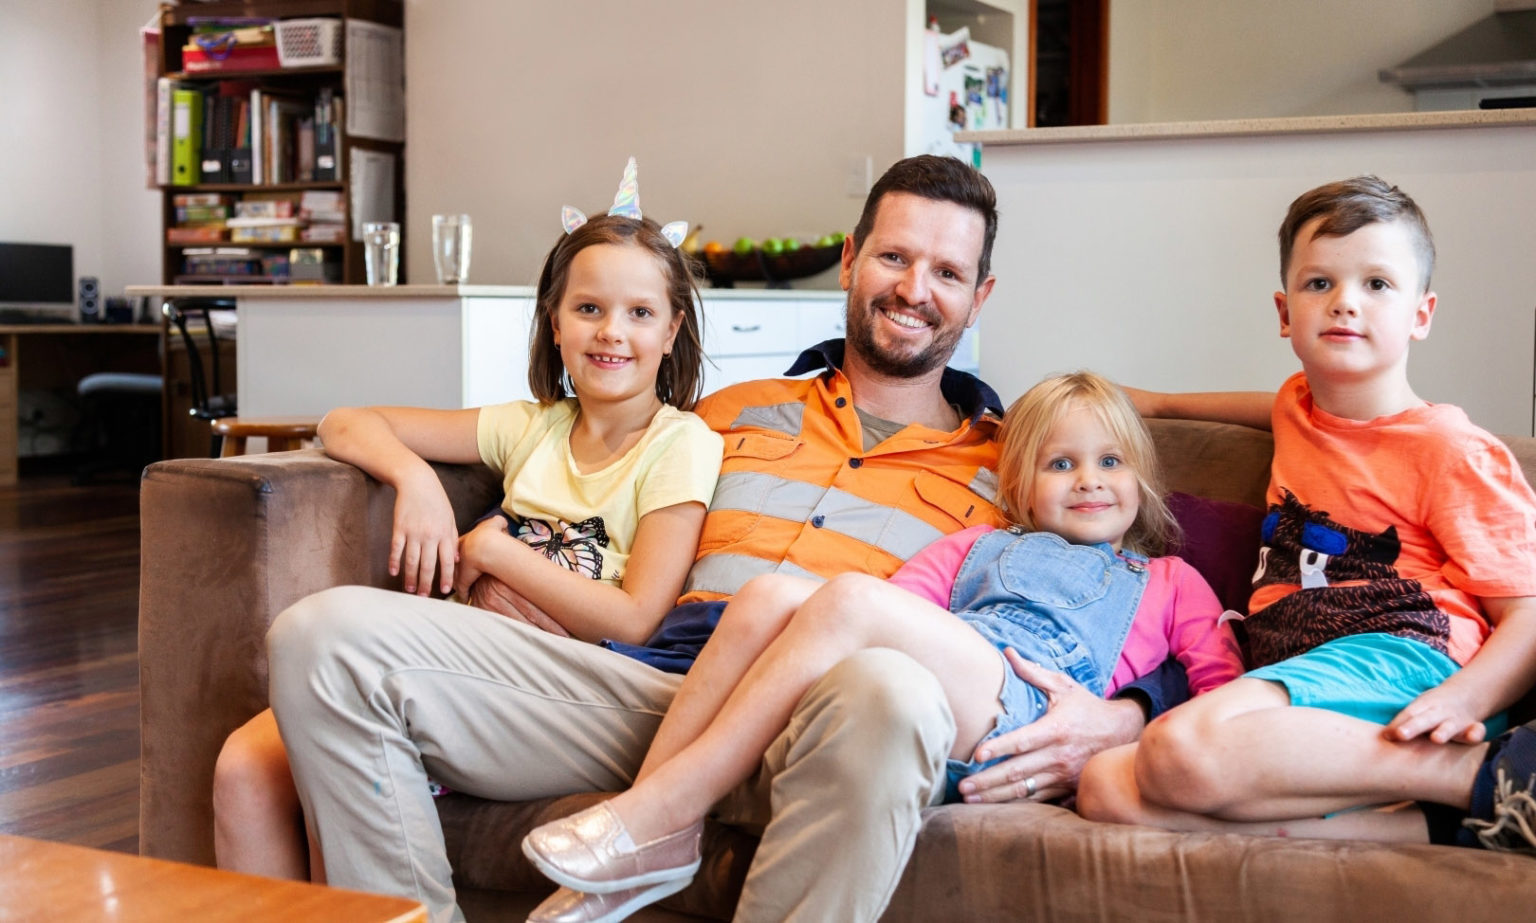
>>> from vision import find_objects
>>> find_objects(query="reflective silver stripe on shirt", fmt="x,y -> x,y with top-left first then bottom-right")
684,553 -> 827,597
729,401 -> 808,438
969,466 -> 1000,506
708,471 -> 825,520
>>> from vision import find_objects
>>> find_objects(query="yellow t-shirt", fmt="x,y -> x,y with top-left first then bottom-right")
476,399 -> 723,587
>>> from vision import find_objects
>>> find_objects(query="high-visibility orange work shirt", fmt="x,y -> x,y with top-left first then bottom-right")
680,340 -> 1007,604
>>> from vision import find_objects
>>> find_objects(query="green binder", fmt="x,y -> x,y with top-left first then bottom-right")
171,87 -> 204,186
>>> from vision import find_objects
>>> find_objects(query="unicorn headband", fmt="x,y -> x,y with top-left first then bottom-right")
561,157 -> 689,248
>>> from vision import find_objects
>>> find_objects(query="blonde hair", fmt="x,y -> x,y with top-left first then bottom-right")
996,371 -> 1178,556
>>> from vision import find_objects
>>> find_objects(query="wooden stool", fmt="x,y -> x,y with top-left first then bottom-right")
211,417 -> 320,457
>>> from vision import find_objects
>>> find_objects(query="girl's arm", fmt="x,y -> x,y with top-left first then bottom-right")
318,405 -> 484,595
1162,560 -> 1245,694
455,499 -> 706,645
1386,595 -> 1536,744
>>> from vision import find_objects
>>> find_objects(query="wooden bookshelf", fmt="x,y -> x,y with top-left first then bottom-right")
153,0 -> 405,285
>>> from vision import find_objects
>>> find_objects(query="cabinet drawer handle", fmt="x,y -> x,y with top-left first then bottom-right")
730,324 -> 762,333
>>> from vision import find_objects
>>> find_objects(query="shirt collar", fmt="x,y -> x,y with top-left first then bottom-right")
783,338 -> 1004,423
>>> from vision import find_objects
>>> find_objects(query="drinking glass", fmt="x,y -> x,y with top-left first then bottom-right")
432,214 -> 473,285
363,221 -> 400,286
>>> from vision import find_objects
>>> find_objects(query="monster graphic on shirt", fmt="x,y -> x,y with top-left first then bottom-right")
1246,489 -> 1449,668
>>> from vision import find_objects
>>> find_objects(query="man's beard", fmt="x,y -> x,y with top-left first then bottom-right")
845,296 -> 965,378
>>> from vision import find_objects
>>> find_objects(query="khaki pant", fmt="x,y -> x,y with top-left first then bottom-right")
268,586 -> 956,923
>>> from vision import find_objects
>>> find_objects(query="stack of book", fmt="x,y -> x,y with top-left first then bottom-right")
227,197 -> 302,244
167,193 -> 232,244
299,190 -> 346,242
181,19 -> 279,73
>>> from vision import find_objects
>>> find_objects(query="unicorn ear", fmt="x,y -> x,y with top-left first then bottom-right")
561,205 -> 588,235
659,221 -> 688,249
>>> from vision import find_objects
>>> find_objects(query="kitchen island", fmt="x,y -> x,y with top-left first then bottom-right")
125,285 -> 887,423
960,108 -> 1536,435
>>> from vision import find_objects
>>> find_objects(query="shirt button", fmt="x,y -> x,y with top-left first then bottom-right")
835,397 -> 847,408
811,515 -> 825,528
849,457 -> 863,468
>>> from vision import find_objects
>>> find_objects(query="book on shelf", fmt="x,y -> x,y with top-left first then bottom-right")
168,225 -> 226,244
170,86 -> 203,185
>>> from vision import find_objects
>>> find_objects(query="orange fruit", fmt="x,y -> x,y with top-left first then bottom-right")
703,240 -> 725,255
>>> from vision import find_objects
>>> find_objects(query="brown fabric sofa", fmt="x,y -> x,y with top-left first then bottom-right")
139,419 -> 1536,921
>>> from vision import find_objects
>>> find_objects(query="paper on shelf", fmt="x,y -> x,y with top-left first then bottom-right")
349,148 -> 397,241
345,21 -> 405,142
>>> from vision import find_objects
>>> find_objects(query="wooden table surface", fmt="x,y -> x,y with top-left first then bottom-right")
0,835 -> 427,922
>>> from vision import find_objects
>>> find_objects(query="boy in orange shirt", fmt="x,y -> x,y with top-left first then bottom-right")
1080,176 -> 1536,852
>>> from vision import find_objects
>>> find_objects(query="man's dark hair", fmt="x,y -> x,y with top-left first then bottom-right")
850,155 -> 998,285
1278,175 -> 1435,293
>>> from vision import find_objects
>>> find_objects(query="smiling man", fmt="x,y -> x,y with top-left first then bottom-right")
266,156 -> 1172,923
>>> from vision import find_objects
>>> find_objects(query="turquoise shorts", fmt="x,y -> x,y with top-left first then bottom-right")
1245,632 -> 1506,734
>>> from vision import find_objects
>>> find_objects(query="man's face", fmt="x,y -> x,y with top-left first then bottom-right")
839,192 -> 993,379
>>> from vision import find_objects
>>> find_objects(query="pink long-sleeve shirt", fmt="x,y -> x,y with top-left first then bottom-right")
888,525 -> 1242,695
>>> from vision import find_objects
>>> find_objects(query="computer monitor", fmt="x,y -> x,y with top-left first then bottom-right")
0,242 -> 75,319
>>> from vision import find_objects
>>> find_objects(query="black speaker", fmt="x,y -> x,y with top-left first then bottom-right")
79,275 -> 100,323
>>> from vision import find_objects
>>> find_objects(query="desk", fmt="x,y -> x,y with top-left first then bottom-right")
0,833 -> 426,922
0,324 -> 161,486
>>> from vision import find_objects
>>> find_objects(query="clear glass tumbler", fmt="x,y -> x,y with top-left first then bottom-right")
432,214 -> 473,285
363,221 -> 400,285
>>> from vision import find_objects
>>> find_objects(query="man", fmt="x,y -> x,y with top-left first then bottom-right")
267,155 -> 1175,923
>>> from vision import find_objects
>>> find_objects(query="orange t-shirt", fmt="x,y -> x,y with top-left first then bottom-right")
1247,373 -> 1536,667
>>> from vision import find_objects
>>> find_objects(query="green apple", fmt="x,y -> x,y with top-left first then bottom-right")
815,234 -> 838,248
780,237 -> 802,252
732,236 -> 756,256
761,237 -> 785,256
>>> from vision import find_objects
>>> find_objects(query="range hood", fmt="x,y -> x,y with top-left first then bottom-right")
1380,10 -> 1536,89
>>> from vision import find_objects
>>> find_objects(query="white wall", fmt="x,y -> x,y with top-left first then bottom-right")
0,0 -> 161,307
976,120 -> 1536,435
403,0 -> 907,287
1107,0 -> 1497,123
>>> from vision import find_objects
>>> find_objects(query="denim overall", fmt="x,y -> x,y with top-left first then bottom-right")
942,527 -> 1150,801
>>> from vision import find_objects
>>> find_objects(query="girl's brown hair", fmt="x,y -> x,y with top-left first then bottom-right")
995,370 -> 1178,556
527,214 -> 706,410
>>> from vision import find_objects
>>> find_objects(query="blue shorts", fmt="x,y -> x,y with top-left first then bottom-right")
942,648 -> 1048,803
1245,632 -> 1507,730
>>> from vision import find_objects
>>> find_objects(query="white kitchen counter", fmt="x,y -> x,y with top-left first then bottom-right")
127,285 -> 857,418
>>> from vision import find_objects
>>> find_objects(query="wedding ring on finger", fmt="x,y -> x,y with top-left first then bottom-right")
1025,776 -> 1037,797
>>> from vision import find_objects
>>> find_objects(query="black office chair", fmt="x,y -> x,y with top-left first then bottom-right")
164,299 -> 238,457
73,370 -> 163,482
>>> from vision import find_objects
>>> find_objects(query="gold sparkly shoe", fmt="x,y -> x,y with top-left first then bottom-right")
521,802 -> 702,894
526,880 -> 691,923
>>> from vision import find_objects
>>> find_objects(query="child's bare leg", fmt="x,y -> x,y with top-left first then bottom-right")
632,574 -> 821,783
213,708 -> 310,879
1090,678 -> 1487,829
1079,742 -> 1430,843
607,573 -> 1007,844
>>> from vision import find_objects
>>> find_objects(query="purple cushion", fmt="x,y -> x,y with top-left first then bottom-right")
1166,491 -> 1265,616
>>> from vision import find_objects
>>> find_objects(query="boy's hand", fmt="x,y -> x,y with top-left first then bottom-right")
1385,685 -> 1486,745
390,470 -> 459,596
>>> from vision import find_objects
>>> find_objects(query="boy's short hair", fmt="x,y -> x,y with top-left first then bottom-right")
851,154 -> 998,285
528,215 -> 706,411
1278,175 -> 1436,293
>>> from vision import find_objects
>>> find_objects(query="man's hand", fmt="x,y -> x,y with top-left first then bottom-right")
956,649 -> 1146,803
467,574 -> 571,637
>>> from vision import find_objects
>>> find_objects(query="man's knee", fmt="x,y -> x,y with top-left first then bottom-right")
801,649 -> 957,767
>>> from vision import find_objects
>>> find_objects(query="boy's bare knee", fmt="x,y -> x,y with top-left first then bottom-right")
1135,712 -> 1231,813
213,723 -> 297,823
1077,748 -> 1142,825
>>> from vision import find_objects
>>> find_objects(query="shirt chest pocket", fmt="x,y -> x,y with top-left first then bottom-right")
700,432 -> 804,548
913,470 -> 1000,533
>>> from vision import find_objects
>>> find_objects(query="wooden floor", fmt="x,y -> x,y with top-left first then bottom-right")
0,473 -> 141,854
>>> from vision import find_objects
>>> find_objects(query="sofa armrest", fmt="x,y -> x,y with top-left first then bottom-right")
138,449 -> 500,864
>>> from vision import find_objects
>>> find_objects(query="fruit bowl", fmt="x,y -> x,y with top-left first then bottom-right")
695,242 -> 843,288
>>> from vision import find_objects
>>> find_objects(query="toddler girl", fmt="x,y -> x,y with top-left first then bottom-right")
521,370 -> 1242,921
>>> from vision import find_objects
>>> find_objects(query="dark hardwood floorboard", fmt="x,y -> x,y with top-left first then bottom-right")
0,474 -> 141,854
